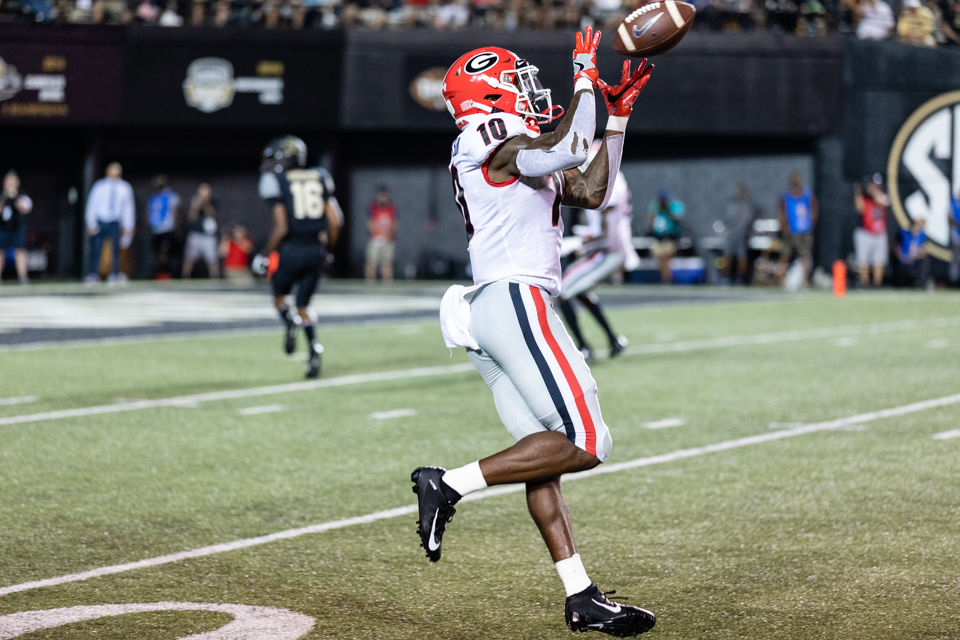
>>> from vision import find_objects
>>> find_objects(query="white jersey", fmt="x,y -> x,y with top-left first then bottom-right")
576,172 -> 637,265
603,172 -> 634,257
450,113 -> 566,297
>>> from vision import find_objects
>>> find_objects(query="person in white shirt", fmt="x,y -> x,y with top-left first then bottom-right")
411,30 -> 659,637
854,0 -> 895,39
85,162 -> 135,284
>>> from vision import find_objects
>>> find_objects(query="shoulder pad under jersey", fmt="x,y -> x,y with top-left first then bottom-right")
458,112 -> 534,166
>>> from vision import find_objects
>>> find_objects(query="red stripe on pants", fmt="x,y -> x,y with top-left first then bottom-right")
528,285 -> 597,456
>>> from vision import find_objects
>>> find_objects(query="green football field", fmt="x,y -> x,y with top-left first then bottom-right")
1,288 -> 959,639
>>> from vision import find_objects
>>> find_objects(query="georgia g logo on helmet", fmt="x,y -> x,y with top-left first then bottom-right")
464,52 -> 499,75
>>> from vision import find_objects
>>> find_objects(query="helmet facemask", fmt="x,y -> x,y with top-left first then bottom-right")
501,60 -> 555,125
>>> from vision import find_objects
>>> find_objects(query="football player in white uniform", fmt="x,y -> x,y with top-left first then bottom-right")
411,29 -> 658,637
558,167 -> 639,362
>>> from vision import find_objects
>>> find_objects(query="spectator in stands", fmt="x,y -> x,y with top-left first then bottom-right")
898,0 -> 937,44
182,182 -> 221,278
777,170 -> 818,287
589,0 -> 625,30
853,173 -> 889,287
798,0 -> 829,34
365,185 -> 397,283
312,0 -> 343,28
213,0 -> 233,25
647,188 -> 685,285
189,0 -> 207,24
85,162 -> 135,285
895,217 -> 929,287
20,0 -> 55,20
342,0 -> 393,27
434,0 -> 470,27
723,183 -> 759,284
131,0 -> 162,21
147,174 -> 180,279
934,0 -> 960,44
851,0 -> 894,38
91,0 -> 131,22
0,170 -> 33,285
948,195 -> 960,284
220,224 -> 254,283
766,0 -> 801,32
158,0 -> 184,25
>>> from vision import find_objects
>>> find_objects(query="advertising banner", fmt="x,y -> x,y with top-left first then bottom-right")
0,41 -> 122,124
843,41 -> 960,262
886,91 -> 960,262
124,30 -> 343,127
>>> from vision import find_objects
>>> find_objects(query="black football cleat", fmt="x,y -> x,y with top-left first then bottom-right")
284,321 -> 298,355
609,336 -> 628,359
565,584 -> 656,637
411,466 -> 459,562
305,343 -> 323,379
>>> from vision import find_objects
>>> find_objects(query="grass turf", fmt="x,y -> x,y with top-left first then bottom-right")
1,288 -> 959,639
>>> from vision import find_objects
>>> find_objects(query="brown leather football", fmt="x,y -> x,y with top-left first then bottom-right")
612,0 -> 696,57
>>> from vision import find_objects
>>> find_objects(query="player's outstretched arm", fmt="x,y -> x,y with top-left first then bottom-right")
562,59 -> 653,210
485,27 -> 601,183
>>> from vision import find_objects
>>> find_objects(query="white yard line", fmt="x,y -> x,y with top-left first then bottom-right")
628,315 -> 960,357
0,396 -> 36,407
639,417 -> 685,429
2,391 -> 959,599
369,408 -> 419,420
0,327 -> 277,353
237,405 -> 287,416
0,364 -> 475,428
3,315 -> 960,430
932,429 -> 960,440
0,319 -> 438,353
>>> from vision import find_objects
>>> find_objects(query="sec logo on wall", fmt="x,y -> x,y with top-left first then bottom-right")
887,90 -> 960,262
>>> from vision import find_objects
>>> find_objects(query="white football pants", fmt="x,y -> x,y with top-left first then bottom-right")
467,280 -> 612,462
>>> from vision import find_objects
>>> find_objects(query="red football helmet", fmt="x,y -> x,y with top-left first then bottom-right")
442,47 -> 560,132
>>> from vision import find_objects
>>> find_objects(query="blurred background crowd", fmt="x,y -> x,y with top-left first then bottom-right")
1,0 -> 957,46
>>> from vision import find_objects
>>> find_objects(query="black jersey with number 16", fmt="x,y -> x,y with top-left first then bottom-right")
258,167 -> 335,244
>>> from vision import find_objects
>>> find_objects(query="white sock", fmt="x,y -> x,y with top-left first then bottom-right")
556,553 -> 592,597
441,461 -> 487,497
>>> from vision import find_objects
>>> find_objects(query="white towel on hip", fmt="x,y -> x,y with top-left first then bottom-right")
439,284 -> 481,350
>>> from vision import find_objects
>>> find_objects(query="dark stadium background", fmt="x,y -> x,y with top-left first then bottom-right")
0,24 -> 957,280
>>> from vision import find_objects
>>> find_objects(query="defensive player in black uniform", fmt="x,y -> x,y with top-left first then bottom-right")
256,136 -> 342,379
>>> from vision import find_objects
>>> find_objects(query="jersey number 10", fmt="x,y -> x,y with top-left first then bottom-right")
477,117 -> 508,146
290,179 -> 325,220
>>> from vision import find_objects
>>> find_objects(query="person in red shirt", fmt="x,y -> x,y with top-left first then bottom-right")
853,173 -> 890,287
220,224 -> 254,284
364,185 -> 397,283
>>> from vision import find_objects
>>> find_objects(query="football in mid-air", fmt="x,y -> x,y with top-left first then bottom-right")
613,0 -> 696,57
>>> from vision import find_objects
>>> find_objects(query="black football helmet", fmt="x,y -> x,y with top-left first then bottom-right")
261,135 -> 307,173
